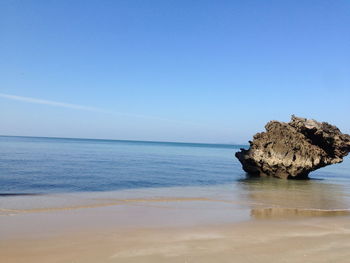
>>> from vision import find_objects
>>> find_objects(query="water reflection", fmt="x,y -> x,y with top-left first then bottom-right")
237,176 -> 350,219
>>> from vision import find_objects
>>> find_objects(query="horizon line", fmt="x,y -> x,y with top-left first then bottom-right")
0,134 -> 246,147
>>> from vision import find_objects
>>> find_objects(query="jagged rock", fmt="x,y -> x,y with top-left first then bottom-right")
235,116 -> 350,179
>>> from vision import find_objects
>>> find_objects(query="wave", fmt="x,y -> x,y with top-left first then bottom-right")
0,193 -> 41,197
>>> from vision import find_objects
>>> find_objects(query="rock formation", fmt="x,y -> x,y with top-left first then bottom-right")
235,116 -> 350,179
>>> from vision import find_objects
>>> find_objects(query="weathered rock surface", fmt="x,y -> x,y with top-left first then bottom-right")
235,116 -> 350,179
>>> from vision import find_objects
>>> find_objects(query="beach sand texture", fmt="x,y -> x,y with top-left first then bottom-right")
1,192 -> 350,263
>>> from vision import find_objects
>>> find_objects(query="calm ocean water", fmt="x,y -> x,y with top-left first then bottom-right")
0,136 -> 245,194
0,135 -> 350,197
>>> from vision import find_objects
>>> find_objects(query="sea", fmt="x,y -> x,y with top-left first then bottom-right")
1,135 -> 350,219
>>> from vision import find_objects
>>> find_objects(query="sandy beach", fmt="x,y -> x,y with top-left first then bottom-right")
2,219 -> 350,263
2,0 -> 350,261
1,188 -> 350,263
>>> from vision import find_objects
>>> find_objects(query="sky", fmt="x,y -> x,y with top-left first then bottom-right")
1,0 -> 349,143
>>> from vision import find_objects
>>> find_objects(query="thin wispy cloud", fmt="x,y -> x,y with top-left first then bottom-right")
0,93 -> 107,113
0,93 -> 199,125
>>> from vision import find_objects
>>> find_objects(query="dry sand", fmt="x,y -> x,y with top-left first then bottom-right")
1,217 -> 350,263
1,193 -> 350,263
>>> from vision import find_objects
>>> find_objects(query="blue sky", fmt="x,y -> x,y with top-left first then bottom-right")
1,0 -> 349,143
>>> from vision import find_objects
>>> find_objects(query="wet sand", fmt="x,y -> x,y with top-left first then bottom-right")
1,184 -> 350,262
